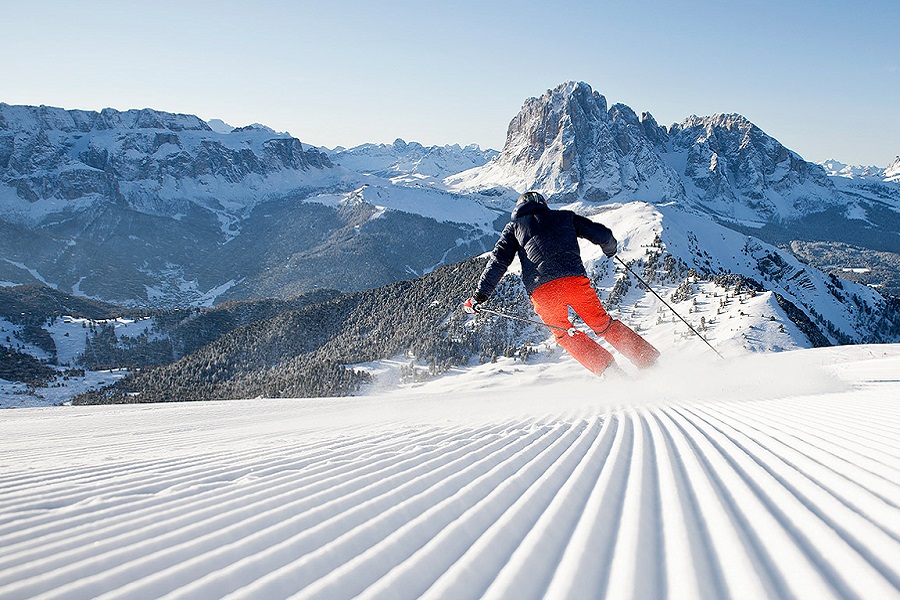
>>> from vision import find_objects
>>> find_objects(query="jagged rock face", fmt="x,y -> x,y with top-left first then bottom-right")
669,114 -> 839,221
886,156 -> 900,182
453,81 -> 843,222
462,82 -> 684,203
0,103 -> 503,308
0,103 -> 334,221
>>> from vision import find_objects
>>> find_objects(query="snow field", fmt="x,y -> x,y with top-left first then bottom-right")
0,346 -> 899,599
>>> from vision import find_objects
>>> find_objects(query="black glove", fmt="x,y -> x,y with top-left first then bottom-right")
463,293 -> 488,314
602,235 -> 618,258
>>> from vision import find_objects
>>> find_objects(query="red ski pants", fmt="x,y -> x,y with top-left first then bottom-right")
530,276 -> 659,375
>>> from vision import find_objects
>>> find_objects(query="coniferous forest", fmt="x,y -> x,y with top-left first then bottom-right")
73,257 -> 541,403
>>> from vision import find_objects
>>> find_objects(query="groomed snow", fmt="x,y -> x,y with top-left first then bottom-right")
1,345 -> 899,599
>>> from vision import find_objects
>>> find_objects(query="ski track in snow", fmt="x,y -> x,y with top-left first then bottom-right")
1,348 -> 899,599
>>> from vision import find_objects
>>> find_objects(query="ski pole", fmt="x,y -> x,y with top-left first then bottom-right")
469,305 -> 578,337
615,256 -> 725,359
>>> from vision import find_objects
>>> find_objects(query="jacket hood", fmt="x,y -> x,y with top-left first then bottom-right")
511,200 -> 550,219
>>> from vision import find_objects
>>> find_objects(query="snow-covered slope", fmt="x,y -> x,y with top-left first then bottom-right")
2,345 -> 898,599
307,183 -> 500,235
561,201 -> 894,349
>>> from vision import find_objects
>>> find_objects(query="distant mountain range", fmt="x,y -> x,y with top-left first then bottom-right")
2,86 -> 899,307
2,82 -> 900,405
820,157 -> 900,182
322,138 -> 497,180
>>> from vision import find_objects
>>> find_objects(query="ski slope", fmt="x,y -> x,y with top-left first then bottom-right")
1,346 -> 899,599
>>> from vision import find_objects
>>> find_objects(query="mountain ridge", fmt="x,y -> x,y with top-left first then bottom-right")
447,82 -> 847,224
0,103 -> 501,307
820,156 -> 900,182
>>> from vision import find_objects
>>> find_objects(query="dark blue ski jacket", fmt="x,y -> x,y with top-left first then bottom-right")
475,201 -> 617,299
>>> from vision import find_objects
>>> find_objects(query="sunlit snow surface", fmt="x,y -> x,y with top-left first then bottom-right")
1,345 -> 899,599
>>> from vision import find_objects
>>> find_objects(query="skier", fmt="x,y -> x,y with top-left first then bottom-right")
464,191 -> 659,376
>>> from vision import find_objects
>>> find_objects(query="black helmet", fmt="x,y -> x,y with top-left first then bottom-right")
517,191 -> 547,206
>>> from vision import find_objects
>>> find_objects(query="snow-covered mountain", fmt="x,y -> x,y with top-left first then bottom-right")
667,113 -> 841,223
447,82 -> 687,206
3,83 -> 900,407
0,104 -> 503,307
820,158 -> 884,180
889,156 -> 900,182
448,81 -> 845,224
0,104 -> 340,229
0,103 -> 358,305
821,156 -> 900,183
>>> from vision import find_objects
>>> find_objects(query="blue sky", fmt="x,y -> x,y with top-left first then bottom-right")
3,0 -> 897,166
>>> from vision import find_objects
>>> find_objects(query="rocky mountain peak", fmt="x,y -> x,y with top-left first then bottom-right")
449,82 -> 843,222
502,81 -> 607,157
886,156 -> 900,181
667,112 -> 839,221
448,81 -> 683,203
0,103 -> 336,222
